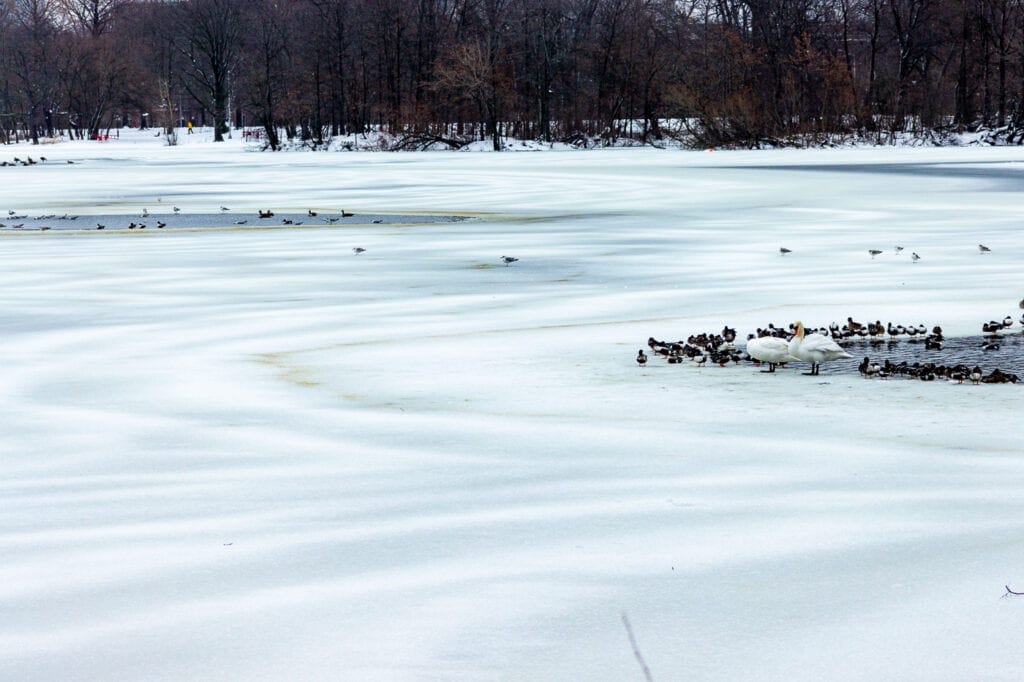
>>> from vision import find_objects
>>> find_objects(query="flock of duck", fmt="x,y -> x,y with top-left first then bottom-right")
638,310 -> 1024,384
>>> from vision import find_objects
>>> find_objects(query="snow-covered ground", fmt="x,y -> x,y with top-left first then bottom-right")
2,131 -> 1024,680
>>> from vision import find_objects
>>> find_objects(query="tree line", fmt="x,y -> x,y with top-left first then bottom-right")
1,0 -> 1023,149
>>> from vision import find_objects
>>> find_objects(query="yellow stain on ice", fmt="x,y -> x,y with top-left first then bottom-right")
256,352 -> 321,389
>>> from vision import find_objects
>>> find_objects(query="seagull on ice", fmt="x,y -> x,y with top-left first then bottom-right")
911,252 -> 921,261
501,256 -> 519,266
779,247 -> 791,255
173,206 -> 181,213
868,249 -> 883,259
979,244 -> 991,253
895,245 -> 904,253
353,247 -> 366,254
220,206 -> 230,212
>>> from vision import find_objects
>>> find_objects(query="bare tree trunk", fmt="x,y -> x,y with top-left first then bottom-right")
178,0 -> 243,142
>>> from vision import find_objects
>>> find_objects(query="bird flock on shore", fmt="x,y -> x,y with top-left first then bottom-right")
1,204 -> 517,265
779,243 -> 999,260
0,154 -> 48,167
638,311 -> 1023,384
0,206 -> 366,232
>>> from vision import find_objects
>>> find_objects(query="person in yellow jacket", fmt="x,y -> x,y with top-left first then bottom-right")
187,120 -> 193,134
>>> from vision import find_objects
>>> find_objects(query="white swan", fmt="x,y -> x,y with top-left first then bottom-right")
746,336 -> 797,373
788,321 -> 852,375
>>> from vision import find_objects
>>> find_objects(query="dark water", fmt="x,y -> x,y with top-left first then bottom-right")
0,212 -> 472,232
814,332 -> 1024,379
706,161 -> 1024,191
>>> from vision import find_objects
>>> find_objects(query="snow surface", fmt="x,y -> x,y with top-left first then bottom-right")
2,132 -> 1024,680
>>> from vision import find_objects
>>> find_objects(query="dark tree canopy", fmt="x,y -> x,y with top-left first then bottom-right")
2,0 -> 1024,147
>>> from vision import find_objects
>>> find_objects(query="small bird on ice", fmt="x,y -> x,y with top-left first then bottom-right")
895,245 -> 904,253
141,208 -> 149,217
911,252 -> 921,262
868,249 -> 883,259
353,247 -> 366,254
636,350 -> 647,366
779,247 -> 792,255
220,206 -> 230,212
173,206 -> 181,213
308,210 -> 317,217
979,244 -> 991,253
501,256 -> 519,266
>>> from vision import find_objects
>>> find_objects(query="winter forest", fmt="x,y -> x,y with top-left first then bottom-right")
2,0 -> 1024,150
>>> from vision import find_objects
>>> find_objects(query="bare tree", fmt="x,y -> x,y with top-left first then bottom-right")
241,0 -> 289,149
8,0 -> 58,143
178,0 -> 244,141
56,0 -> 126,36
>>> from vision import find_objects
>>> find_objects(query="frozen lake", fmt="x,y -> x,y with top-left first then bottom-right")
1,135 -> 1024,680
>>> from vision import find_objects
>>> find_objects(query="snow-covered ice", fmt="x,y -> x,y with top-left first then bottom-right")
2,133 -> 1024,680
